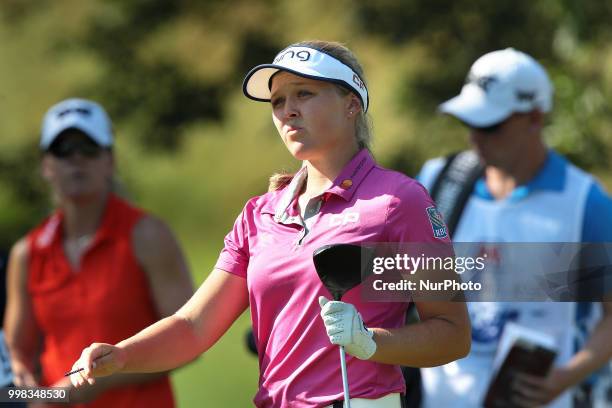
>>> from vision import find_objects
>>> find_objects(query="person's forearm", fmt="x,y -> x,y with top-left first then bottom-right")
554,314 -> 612,390
117,314 -> 205,373
5,328 -> 40,373
370,316 -> 470,367
8,350 -> 37,372
8,354 -> 39,386
6,341 -> 40,382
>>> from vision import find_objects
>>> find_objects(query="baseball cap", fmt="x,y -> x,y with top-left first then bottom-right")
439,48 -> 553,127
40,98 -> 113,150
243,45 -> 369,112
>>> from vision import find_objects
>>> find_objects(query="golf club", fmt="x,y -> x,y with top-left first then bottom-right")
313,243 -> 374,408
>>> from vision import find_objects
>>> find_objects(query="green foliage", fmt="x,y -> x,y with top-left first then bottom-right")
353,0 -> 612,174
0,143 -> 49,248
75,1 -> 221,150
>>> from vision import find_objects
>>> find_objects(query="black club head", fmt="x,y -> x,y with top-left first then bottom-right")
312,243 -> 374,301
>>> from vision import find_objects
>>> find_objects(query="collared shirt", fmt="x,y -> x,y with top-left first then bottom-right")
417,150 -> 612,408
216,149 -> 449,408
27,194 -> 174,408
419,150 -> 612,242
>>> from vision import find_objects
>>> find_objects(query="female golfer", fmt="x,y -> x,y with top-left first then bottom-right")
68,42 -> 470,407
4,98 -> 194,407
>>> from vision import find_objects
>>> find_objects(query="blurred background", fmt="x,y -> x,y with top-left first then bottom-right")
1,0 -> 611,406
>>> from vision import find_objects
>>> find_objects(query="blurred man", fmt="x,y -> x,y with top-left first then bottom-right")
418,48 -> 612,407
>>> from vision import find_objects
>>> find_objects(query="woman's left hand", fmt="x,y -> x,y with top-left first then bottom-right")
511,368 -> 574,407
318,296 -> 377,359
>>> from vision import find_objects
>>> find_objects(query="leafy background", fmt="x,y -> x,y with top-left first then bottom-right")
1,1 -> 611,406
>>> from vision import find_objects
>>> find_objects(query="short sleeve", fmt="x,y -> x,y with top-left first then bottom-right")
214,204 -> 250,278
385,178 -> 452,244
582,182 -> 612,243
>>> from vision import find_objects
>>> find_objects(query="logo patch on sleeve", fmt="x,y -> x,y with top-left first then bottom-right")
426,206 -> 448,239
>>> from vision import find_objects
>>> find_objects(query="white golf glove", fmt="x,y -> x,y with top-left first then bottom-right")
318,296 -> 377,360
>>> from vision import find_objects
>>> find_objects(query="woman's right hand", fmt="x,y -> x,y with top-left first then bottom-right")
69,343 -> 126,387
11,361 -> 38,387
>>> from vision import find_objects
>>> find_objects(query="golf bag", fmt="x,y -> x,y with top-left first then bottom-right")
401,150 -> 484,408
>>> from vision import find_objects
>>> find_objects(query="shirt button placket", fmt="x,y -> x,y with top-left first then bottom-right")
296,198 -> 322,246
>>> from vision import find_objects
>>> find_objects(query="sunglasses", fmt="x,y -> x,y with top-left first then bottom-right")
47,139 -> 104,159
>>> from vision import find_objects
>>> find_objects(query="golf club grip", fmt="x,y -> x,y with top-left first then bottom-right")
339,346 -> 351,408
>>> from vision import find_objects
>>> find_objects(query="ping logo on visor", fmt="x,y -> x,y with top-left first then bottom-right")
274,49 -> 312,63
243,46 -> 369,112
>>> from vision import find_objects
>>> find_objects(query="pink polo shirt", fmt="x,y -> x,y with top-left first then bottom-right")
215,149 -> 449,408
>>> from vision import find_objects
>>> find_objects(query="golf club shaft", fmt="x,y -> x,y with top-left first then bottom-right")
339,346 -> 351,408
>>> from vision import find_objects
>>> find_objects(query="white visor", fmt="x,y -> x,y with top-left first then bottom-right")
41,98 -> 113,150
243,46 -> 369,112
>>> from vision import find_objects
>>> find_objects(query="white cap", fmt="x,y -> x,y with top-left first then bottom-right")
243,46 -> 369,112
439,48 -> 553,127
40,98 -> 113,150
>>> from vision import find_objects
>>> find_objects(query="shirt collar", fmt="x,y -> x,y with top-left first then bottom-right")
326,148 -> 376,201
271,149 -> 376,221
273,166 -> 308,222
474,150 -> 566,201
40,193 -> 120,249
92,193 -> 121,243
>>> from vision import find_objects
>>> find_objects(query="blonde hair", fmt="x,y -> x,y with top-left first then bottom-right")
268,40 -> 373,192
